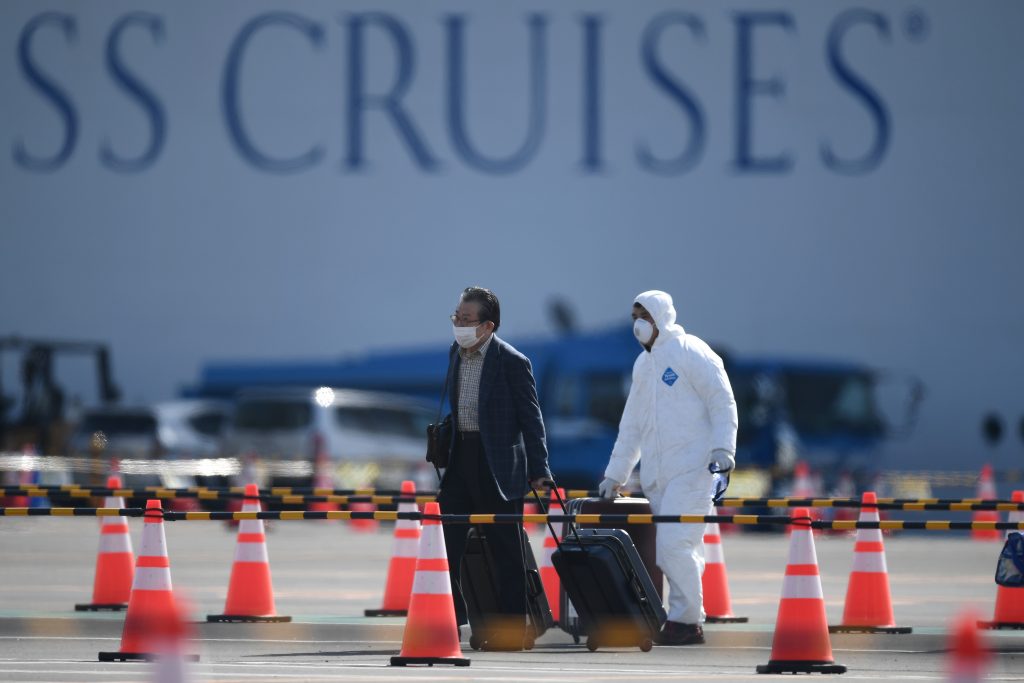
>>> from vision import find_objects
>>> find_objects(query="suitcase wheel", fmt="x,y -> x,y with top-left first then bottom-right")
572,634 -> 580,645
524,634 -> 535,650
469,635 -> 482,651
586,636 -> 599,652
639,637 -> 653,652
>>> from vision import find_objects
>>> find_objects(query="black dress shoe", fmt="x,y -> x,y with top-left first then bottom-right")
654,621 -> 705,646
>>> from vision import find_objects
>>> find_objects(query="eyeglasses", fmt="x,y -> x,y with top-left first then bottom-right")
450,313 -> 481,326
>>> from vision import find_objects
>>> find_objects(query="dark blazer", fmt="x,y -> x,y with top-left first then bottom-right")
445,335 -> 551,501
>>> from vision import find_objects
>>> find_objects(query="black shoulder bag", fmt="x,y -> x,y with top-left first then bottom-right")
425,347 -> 456,478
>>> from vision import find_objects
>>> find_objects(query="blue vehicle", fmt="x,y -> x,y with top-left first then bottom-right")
189,324 -> 921,494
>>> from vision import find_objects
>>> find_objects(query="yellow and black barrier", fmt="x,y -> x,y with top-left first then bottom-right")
5,485 -> 1024,511
3,506 -> 1024,531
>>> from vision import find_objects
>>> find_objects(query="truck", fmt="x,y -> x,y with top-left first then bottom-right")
189,323 -> 923,496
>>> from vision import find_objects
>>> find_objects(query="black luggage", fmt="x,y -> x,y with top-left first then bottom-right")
557,497 -> 663,643
460,526 -> 553,650
543,490 -> 666,652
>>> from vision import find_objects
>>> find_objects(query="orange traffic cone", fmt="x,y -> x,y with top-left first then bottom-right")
150,592 -> 197,683
791,462 -> 819,533
830,492 -> 911,634
349,500 -> 379,533
99,500 -> 198,662
366,480 -> 421,616
390,502 -> 470,667
76,476 -> 134,611
973,465 -> 1000,541
207,484 -> 290,622
310,437 -> 338,514
979,490 -> 1024,630
756,508 -> 845,675
539,490 -> 563,625
703,518 -> 748,623
949,610 -> 990,683
523,500 -> 540,534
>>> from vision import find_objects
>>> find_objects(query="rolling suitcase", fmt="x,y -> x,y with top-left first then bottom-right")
460,526 -> 553,650
543,489 -> 667,651
558,496 -> 663,643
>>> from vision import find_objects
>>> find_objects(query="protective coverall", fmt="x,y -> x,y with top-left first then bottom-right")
604,290 -> 738,624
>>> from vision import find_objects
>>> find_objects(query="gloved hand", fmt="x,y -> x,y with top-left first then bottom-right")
709,449 -> 736,473
598,477 -> 622,499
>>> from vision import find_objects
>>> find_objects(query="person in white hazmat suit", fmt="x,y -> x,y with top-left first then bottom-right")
599,290 -> 738,646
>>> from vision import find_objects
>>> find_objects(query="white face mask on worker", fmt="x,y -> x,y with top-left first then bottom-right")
453,324 -> 480,348
633,318 -> 655,345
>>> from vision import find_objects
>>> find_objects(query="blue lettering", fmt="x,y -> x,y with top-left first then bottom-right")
822,9 -> 891,175
579,14 -> 604,172
102,13 -> 167,173
637,12 -> 707,176
345,13 -> 438,171
444,14 -> 547,174
14,13 -> 78,172
733,12 -> 795,173
222,12 -> 325,173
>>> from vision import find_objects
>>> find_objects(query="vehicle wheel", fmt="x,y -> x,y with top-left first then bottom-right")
469,635 -> 481,651
639,638 -> 653,652
586,636 -> 599,652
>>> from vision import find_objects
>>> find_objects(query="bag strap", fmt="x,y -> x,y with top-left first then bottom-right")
436,344 -> 457,422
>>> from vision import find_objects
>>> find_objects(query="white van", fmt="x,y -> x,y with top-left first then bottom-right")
222,387 -> 435,487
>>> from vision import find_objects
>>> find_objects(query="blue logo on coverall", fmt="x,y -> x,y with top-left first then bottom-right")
662,368 -> 678,386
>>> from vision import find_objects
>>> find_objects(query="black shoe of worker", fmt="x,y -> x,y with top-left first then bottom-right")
655,621 -> 705,646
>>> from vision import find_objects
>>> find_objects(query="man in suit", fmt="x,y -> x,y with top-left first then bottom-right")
439,286 -> 552,649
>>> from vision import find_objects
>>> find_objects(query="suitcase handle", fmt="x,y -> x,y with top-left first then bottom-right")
529,482 -> 581,554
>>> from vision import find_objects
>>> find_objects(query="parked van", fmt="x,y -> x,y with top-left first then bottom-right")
221,387 -> 435,488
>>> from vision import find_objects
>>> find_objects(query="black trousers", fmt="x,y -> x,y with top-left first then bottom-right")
438,432 -> 526,626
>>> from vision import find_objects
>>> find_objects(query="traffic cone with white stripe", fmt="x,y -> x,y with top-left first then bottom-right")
972,465 -> 1000,541
390,502 -> 470,667
791,462 -> 819,533
76,476 -> 134,611
366,480 -> 421,616
538,488 -> 563,624
979,490 -> 1024,630
756,508 -> 845,675
99,500 -> 198,662
829,492 -> 911,634
207,484 -> 291,622
702,519 -> 748,623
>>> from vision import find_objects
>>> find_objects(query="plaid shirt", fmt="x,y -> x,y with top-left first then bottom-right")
456,334 -> 492,431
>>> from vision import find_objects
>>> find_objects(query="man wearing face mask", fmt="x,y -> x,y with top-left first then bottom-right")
599,290 -> 738,646
439,286 -> 552,648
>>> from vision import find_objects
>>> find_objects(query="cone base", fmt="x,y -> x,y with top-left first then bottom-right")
390,656 -> 470,667
978,620 -> 1024,630
829,624 -> 911,634
364,608 -> 408,617
75,602 -> 127,612
98,652 -> 201,662
706,615 -> 749,624
756,660 -> 846,674
206,614 -> 292,623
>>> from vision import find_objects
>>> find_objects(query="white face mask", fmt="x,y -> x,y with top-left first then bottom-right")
633,318 -> 655,345
453,323 -> 481,348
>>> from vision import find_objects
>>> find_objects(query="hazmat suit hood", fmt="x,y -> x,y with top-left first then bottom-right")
634,290 -> 685,340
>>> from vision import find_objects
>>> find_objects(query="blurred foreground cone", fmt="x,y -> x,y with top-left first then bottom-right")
99,500 -> 199,662
538,488 -> 564,624
948,610 -> 990,683
979,490 -> 1024,630
756,508 -> 845,675
76,476 -> 134,611
366,480 -> 421,616
973,465 -> 1000,541
207,484 -> 290,622
830,492 -> 911,634
390,502 -> 470,667
703,518 -> 748,623
150,592 -> 197,683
